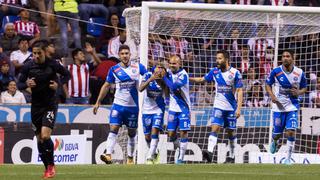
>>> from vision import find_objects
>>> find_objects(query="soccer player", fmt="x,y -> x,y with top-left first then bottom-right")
139,63 -> 167,164
190,50 -> 243,163
93,44 -> 147,164
18,40 -> 70,178
266,49 -> 307,165
162,55 -> 191,164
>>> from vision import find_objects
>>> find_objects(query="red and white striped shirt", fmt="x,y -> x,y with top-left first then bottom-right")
14,20 -> 40,37
0,0 -> 19,4
67,64 -> 89,98
236,0 -> 251,5
271,0 -> 286,6
248,38 -> 274,59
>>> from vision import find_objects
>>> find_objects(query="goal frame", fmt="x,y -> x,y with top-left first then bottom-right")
137,2 -> 320,164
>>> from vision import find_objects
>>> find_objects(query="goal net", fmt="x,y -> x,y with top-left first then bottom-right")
123,3 -> 320,164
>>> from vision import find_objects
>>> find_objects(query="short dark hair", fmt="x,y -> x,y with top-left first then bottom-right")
118,45 -> 130,52
216,50 -> 230,60
18,36 -> 29,44
72,48 -> 83,59
282,49 -> 294,58
32,40 -> 48,50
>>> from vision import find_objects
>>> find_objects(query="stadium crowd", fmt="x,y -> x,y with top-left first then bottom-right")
0,0 -> 319,108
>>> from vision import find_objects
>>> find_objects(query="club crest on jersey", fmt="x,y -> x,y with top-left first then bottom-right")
132,69 -> 137,73
214,109 -> 222,118
293,76 -> 298,81
111,110 -> 119,117
228,75 -> 233,80
168,114 -> 174,122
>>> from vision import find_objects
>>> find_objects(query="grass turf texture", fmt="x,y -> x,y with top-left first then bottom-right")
1,164 -> 320,180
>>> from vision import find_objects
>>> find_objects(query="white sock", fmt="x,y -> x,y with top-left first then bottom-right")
178,139 -> 188,161
106,132 -> 117,154
147,138 -> 159,159
127,136 -> 135,157
287,139 -> 295,161
229,138 -> 237,158
207,133 -> 218,153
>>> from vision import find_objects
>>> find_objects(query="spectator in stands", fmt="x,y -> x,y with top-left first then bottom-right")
246,80 -> 267,107
232,45 -> 256,79
14,9 -> 40,46
0,59 -> 14,92
10,37 -> 32,76
108,26 -> 138,60
226,28 -> 246,63
53,0 -> 81,57
66,43 -> 101,104
97,13 -> 121,57
0,23 -> 19,56
0,80 -> 26,104
309,77 -> 320,108
264,0 -> 291,6
103,0 -> 129,18
78,0 -> 109,35
0,0 -> 27,28
158,27 -> 193,62
233,0 -> 264,5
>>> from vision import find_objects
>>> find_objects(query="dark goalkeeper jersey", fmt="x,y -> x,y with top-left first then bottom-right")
18,58 -> 70,107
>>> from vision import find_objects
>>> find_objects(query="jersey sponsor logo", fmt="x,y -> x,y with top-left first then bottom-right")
279,77 -> 284,82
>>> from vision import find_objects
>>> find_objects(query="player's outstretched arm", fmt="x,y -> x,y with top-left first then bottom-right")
236,87 -> 243,118
189,77 -> 206,83
93,82 -> 111,114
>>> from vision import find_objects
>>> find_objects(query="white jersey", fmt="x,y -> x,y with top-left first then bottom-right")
106,61 -> 147,107
141,72 -> 165,114
204,67 -> 243,111
164,68 -> 190,113
266,65 -> 307,112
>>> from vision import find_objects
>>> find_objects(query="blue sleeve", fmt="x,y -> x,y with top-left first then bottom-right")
142,73 -> 150,82
266,69 -> 275,86
204,69 -> 214,83
106,67 -> 115,83
235,71 -> 243,88
163,74 -> 188,92
139,63 -> 147,75
300,71 -> 307,89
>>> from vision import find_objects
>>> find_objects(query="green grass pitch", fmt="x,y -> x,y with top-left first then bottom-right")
1,164 -> 320,180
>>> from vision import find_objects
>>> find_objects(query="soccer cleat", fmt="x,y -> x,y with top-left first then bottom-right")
175,159 -> 184,164
146,158 -> 154,165
270,141 -> 277,154
100,154 -> 112,164
153,153 -> 160,164
283,159 -> 292,165
202,150 -> 213,163
224,157 -> 235,164
43,165 -> 56,179
127,156 -> 134,165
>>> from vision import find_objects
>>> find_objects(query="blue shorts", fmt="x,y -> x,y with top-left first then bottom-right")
109,104 -> 138,129
167,110 -> 191,131
210,108 -> 236,130
142,113 -> 164,134
273,111 -> 298,134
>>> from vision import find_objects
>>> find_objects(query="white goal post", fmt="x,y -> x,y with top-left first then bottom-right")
123,2 -> 320,164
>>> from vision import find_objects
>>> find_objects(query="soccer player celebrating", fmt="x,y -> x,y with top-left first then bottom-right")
18,40 -> 70,178
190,50 -> 243,163
93,45 -> 147,164
139,63 -> 167,164
266,49 -> 307,165
163,55 -> 191,164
